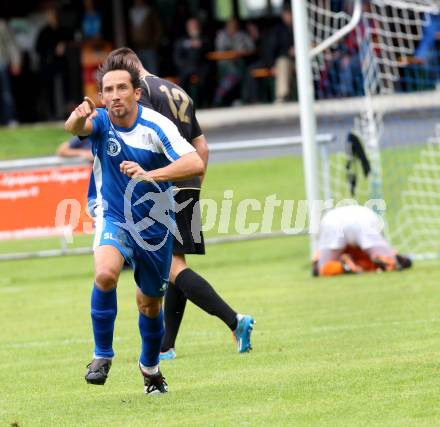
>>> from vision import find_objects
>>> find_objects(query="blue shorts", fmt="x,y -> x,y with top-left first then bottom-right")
93,218 -> 172,297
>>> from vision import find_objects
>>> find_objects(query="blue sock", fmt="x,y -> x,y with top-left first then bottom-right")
139,309 -> 164,367
91,284 -> 117,358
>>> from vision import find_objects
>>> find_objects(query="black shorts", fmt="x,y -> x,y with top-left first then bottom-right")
173,189 -> 205,255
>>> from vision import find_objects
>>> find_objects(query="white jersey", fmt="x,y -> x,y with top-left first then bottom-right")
319,205 -> 388,251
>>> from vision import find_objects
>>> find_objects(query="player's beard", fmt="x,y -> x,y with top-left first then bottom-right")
110,105 -> 128,118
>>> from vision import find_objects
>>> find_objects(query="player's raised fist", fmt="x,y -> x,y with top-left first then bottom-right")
84,96 -> 96,111
75,96 -> 96,119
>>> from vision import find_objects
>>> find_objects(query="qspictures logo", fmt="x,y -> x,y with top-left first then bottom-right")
55,178 -> 387,248
115,178 -> 192,251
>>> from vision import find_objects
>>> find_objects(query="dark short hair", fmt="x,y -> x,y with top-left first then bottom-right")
97,55 -> 141,91
106,47 -> 142,69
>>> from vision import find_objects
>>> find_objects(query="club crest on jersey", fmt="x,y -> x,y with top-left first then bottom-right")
107,131 -> 121,156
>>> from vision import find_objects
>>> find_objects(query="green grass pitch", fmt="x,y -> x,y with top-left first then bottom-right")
1,237 -> 440,426
1,128 -> 440,425
0,125 -> 67,160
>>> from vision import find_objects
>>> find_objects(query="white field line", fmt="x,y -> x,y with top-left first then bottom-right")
1,336 -> 124,350
311,317 -> 440,333
2,318 -> 438,350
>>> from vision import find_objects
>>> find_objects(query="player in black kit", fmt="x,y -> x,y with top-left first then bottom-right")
104,49 -> 255,357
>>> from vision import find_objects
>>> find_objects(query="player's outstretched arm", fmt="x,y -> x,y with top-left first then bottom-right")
56,142 -> 94,162
120,152 -> 204,182
65,97 -> 96,136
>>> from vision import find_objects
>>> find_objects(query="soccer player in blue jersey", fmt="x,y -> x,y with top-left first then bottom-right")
105,48 -> 255,359
64,56 -> 204,394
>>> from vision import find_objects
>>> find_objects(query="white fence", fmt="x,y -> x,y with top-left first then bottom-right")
0,134 -> 334,261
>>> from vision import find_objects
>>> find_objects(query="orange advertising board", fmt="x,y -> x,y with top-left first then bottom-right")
0,165 -> 93,240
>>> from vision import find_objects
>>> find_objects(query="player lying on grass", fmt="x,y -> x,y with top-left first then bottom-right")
65,56 -> 204,394
312,205 -> 412,276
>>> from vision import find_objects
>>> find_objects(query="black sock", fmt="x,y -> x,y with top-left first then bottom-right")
161,283 -> 187,352
175,268 -> 238,331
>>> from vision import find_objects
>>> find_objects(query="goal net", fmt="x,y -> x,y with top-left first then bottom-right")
307,0 -> 440,258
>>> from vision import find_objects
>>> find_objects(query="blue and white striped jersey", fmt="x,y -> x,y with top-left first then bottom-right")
88,104 -> 195,238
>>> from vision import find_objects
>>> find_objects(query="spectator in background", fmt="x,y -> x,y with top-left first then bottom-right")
316,45 -> 362,99
173,17 -> 211,107
82,0 -> 102,40
245,20 -> 260,48
129,0 -> 162,75
57,136 -> 93,162
213,17 -> 254,106
337,46 -> 363,97
243,24 -> 276,104
332,3 -> 364,97
414,14 -> 440,63
404,13 -> 440,90
0,19 -> 21,126
322,47 -> 354,98
36,8 -> 70,120
270,6 -> 295,103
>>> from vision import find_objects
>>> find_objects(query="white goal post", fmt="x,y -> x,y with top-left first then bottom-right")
293,0 -> 440,259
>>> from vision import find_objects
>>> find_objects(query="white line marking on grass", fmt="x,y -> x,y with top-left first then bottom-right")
2,336 -> 125,349
0,287 -> 21,293
312,318 -> 440,333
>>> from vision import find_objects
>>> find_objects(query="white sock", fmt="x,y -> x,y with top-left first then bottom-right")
93,353 -> 113,360
140,362 -> 159,375
235,314 -> 244,331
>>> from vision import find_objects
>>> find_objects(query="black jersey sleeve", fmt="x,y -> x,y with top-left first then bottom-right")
141,76 -> 203,144
190,109 -> 203,140
140,76 -> 203,190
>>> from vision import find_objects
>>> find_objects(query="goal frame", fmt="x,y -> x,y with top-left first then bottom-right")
291,0 -> 363,255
